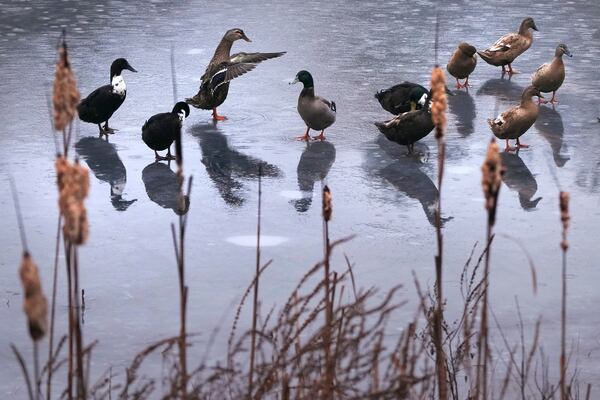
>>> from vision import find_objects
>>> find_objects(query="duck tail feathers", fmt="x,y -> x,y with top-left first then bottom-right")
185,96 -> 201,108
477,50 -> 492,63
374,121 -> 387,133
330,101 -> 336,112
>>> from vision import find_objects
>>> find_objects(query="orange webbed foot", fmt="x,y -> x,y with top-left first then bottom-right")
313,131 -> 326,141
212,108 -> 227,121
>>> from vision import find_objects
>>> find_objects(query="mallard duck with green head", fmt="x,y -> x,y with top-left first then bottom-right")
478,17 -> 538,75
291,70 -> 336,141
487,85 -> 543,151
374,93 -> 434,154
531,43 -> 572,105
186,28 -> 285,121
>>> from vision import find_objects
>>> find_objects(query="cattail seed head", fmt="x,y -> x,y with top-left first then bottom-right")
322,185 -> 332,222
559,191 -> 570,251
53,38 -> 80,132
56,157 -> 90,244
481,138 -> 504,226
430,66 -> 447,139
19,252 -> 48,341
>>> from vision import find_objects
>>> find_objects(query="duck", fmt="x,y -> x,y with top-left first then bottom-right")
531,43 -> 572,105
142,101 -> 190,161
185,28 -> 285,121
374,93 -> 434,154
478,17 -> 538,75
375,82 -> 454,115
291,70 -> 336,141
78,58 -> 137,135
447,42 -> 477,89
374,82 -> 429,115
487,85 -> 543,151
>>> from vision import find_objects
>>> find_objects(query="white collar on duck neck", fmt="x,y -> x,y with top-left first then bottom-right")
111,75 -> 126,96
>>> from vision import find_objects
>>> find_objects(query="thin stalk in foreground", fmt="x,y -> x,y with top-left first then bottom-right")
248,164 -> 263,397
478,138 -> 504,399
322,185 -> 334,399
430,64 -> 448,400
47,214 -> 62,400
559,192 -> 570,400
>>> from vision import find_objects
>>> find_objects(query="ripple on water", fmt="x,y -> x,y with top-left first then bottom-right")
226,235 -> 289,247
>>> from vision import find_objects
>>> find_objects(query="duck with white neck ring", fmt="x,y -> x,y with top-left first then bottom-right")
78,58 -> 137,136
142,101 -> 190,161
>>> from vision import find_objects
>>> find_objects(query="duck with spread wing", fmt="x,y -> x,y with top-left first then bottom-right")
186,28 -> 285,121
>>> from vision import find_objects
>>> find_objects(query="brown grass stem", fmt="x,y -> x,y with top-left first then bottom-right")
248,164 -> 263,397
431,63 -> 448,400
47,214 -> 62,400
11,344 -> 34,400
64,240 -> 73,400
33,341 -> 40,400
559,191 -> 570,400
321,185 -> 334,399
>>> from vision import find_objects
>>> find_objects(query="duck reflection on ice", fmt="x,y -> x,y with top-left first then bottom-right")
448,90 -> 476,137
294,141 -> 336,212
366,136 -> 452,227
191,122 -> 282,206
500,151 -> 542,210
142,162 -> 189,215
75,136 -> 137,211
477,76 -> 524,102
534,106 -> 569,167
379,157 -> 452,227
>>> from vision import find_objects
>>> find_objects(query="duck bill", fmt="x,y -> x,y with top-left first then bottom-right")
531,22 -> 539,31
125,62 -> 137,73
565,49 -> 573,57
242,33 -> 252,42
289,77 -> 299,85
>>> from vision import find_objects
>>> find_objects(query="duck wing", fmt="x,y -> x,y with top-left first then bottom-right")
229,51 -> 286,64
78,85 -> 123,122
203,51 -> 286,93
485,33 -> 520,53
531,62 -> 550,82
317,96 -> 336,112
490,106 -> 520,126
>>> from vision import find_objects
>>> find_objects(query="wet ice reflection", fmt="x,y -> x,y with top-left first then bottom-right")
535,106 -> 569,167
142,162 -> 190,215
76,136 -> 137,211
293,141 -> 336,212
500,151 -> 542,210
191,122 -> 282,207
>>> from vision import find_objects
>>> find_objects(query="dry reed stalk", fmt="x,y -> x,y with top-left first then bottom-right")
55,155 -> 90,399
478,138 -> 504,399
11,179 -> 47,400
249,164 -> 264,397
52,31 -> 79,155
20,252 -> 48,342
559,191 -> 570,400
20,252 -> 48,400
56,157 -> 89,245
430,64 -> 448,400
321,185 -> 334,399
47,215 -> 62,400
170,121 -> 191,399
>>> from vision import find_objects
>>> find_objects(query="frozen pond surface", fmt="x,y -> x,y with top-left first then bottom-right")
1,0 -> 600,395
